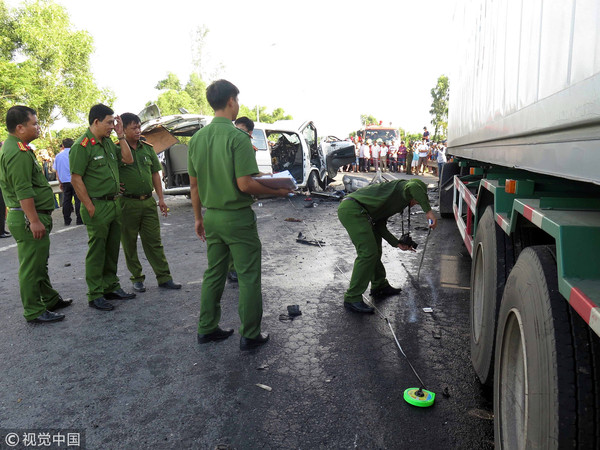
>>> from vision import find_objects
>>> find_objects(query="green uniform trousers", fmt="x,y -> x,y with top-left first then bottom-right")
80,199 -> 122,302
7,210 -> 60,320
199,207 -> 263,339
119,196 -> 172,284
338,200 -> 390,303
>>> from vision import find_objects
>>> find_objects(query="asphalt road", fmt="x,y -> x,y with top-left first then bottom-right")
0,171 -> 494,449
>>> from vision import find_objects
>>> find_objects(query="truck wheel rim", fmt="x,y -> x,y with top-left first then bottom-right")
472,242 -> 485,344
499,309 -> 528,448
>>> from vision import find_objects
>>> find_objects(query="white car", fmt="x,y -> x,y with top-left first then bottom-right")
138,106 -> 354,194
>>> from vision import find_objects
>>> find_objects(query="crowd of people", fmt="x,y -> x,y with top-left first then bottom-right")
343,129 -> 448,177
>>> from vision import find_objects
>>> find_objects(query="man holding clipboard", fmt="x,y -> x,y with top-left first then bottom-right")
188,80 -> 292,351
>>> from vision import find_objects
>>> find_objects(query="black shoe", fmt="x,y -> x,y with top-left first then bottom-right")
104,288 -> 136,300
158,280 -> 182,290
88,297 -> 114,311
132,281 -> 146,292
0,231 -> 11,238
64,220 -> 71,226
227,271 -> 238,283
344,301 -> 375,314
76,220 -> 84,225
240,333 -> 270,351
29,310 -> 65,323
197,327 -> 234,344
370,285 -> 402,298
48,296 -> 73,311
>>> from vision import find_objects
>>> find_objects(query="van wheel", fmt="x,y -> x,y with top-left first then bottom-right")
470,206 -> 512,385
307,171 -> 323,192
494,246 -> 600,449
439,162 -> 459,218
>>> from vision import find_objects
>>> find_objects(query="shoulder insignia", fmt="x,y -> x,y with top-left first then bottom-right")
90,138 -> 97,146
81,137 -> 89,148
17,142 -> 28,152
142,140 -> 153,147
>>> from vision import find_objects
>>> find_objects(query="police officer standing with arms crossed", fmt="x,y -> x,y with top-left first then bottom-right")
117,112 -> 181,293
70,104 -> 136,311
0,105 -> 72,323
189,80 -> 291,350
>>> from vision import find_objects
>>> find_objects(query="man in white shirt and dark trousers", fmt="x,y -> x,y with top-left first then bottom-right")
417,139 -> 430,175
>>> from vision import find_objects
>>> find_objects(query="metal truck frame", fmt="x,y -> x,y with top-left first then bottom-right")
444,0 -> 600,448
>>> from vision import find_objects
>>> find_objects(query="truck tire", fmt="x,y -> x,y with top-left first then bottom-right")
494,246 -> 600,449
439,162 -> 459,218
307,171 -> 323,192
470,206 -> 511,385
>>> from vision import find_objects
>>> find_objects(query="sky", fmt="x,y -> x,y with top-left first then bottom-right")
7,0 -> 457,137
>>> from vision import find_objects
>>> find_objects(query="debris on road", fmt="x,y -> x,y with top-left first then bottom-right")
296,232 -> 325,246
284,217 -> 303,222
256,384 -> 272,392
309,191 -> 344,201
423,307 -> 434,313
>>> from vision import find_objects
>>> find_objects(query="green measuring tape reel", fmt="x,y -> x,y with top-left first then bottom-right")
404,387 -> 435,407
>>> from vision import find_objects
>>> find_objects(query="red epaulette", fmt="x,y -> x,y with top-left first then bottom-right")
81,137 -> 89,148
17,142 -> 29,152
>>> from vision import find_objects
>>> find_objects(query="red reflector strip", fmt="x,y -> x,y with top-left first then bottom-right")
569,287 -> 597,325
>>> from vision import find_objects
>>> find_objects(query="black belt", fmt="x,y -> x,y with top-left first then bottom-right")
91,195 -> 118,201
9,207 -> 53,215
122,193 -> 153,200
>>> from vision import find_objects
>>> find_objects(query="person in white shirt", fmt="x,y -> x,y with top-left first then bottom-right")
437,142 -> 447,176
388,141 -> 398,172
380,141 -> 389,172
361,140 -> 371,172
417,139 -> 430,175
371,140 -> 381,171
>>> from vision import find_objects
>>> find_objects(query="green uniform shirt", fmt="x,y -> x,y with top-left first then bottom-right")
118,140 -> 161,196
69,129 -> 121,197
0,135 -> 54,210
348,179 -> 431,247
188,116 -> 258,210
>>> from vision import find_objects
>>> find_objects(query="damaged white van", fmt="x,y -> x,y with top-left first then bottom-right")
138,106 -> 355,195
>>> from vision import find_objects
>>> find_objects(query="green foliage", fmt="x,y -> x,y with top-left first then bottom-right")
155,73 -> 182,91
148,71 -> 212,116
360,114 -> 378,126
0,0 -> 112,134
153,90 -> 200,116
429,75 -> 449,141
185,73 -> 210,114
238,105 -> 292,124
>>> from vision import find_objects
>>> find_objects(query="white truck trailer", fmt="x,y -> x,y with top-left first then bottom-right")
442,0 -> 600,448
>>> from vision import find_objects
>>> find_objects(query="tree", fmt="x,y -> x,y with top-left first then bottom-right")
185,73 -> 210,115
360,114 -> 378,127
155,73 -> 182,91
0,0 -> 112,139
429,75 -> 449,141
238,105 -> 292,124
191,25 -> 224,82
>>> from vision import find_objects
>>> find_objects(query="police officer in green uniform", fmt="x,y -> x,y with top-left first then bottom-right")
70,104 -> 136,311
189,79 -> 291,351
0,106 -> 72,323
338,179 -> 437,313
118,112 -> 181,293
